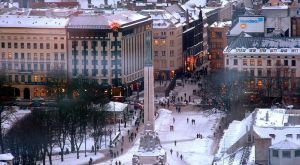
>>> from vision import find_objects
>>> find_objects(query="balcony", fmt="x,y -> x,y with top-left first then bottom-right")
18,69 -> 33,74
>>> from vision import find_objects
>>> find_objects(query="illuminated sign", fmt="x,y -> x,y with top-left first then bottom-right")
239,17 -> 264,24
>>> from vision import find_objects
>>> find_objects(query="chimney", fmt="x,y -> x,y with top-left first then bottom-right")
185,9 -> 189,25
266,111 -> 269,122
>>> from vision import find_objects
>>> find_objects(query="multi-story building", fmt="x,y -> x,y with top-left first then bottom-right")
0,15 -> 69,99
140,10 -> 183,80
208,21 -> 231,71
166,4 -> 206,73
67,11 -> 152,96
224,35 -> 300,100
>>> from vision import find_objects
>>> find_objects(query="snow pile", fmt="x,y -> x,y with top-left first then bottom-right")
106,101 -> 128,112
0,153 -> 14,161
155,109 -> 172,132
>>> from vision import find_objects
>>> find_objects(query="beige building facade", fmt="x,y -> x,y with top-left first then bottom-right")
0,15 -> 68,99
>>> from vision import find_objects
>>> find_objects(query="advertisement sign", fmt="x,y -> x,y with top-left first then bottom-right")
230,16 -> 265,35
238,17 -> 264,32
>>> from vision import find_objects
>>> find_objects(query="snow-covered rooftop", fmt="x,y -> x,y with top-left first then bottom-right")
225,36 -> 300,55
254,108 -> 288,127
269,139 -> 300,150
262,5 -> 289,10
210,21 -> 231,28
106,101 -> 128,112
0,153 -> 14,161
67,11 -> 149,29
0,15 -> 69,28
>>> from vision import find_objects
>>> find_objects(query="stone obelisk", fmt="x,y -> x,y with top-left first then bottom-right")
132,31 -> 166,165
143,31 -> 155,131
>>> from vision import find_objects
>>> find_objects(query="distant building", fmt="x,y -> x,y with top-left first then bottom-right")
208,21 -> 231,71
224,35 -> 300,100
66,11 -> 152,96
0,15 -> 69,99
140,10 -> 183,80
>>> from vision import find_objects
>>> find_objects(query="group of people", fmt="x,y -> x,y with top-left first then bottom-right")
187,118 -> 196,125
170,148 -> 184,160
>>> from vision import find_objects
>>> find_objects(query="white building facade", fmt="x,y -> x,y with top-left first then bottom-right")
224,36 -> 300,98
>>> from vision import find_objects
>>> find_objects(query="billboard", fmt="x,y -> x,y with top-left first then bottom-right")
230,16 -> 265,35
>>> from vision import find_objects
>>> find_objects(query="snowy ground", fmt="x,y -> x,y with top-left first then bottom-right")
2,106 -> 31,134
98,107 -> 223,165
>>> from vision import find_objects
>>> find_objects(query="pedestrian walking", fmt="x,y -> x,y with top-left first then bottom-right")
89,158 -> 93,165
121,147 -> 123,154
180,154 -> 183,160
173,117 -> 175,123
115,161 -> 118,165
119,161 -> 121,165
174,140 -> 177,146
187,118 -> 189,123
176,151 -> 179,157
170,148 -> 173,155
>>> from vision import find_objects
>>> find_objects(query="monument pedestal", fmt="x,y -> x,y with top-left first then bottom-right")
132,124 -> 166,165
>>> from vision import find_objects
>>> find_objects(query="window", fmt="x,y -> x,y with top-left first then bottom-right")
27,43 -> 31,49
170,60 -> 174,67
40,53 -> 44,60
284,60 -> 288,66
297,134 -> 300,139
250,70 -> 254,76
21,53 -> 24,59
47,64 -> 50,71
154,40 -> 159,46
267,60 -> 271,66
154,51 -> 158,56
282,151 -> 291,158
286,134 -> 292,138
40,64 -> 44,71
292,60 -> 296,66
21,43 -> 24,49
34,53 -> 38,60
1,42 -> 4,48
33,43 -> 37,49
276,60 -> 281,66
8,42 -> 11,48
54,43 -> 58,49
15,75 -> 18,82
170,40 -> 174,47
21,75 -> 25,82
162,51 -> 166,56
46,43 -> 50,49
269,134 -> 275,139
226,59 -> 229,65
14,43 -> 18,49
40,43 -> 43,49
272,150 -> 279,157
54,53 -> 58,60
14,64 -> 18,70
296,150 -> 300,157
170,50 -> 174,57
1,53 -> 5,59
27,64 -> 31,70
257,69 -> 262,77
14,53 -> 18,59
61,44 -> 64,49
46,53 -> 50,60
233,59 -> 238,65
34,75 -> 38,82
243,59 -> 247,66
267,69 -> 271,77
257,59 -> 262,66
34,64 -> 38,71
161,40 -> 166,45
61,53 -> 65,60
27,53 -> 31,60
250,59 -> 255,66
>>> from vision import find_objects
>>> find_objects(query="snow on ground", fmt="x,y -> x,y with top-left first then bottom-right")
2,107 -> 31,133
99,107 -> 223,165
45,152 -> 104,165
